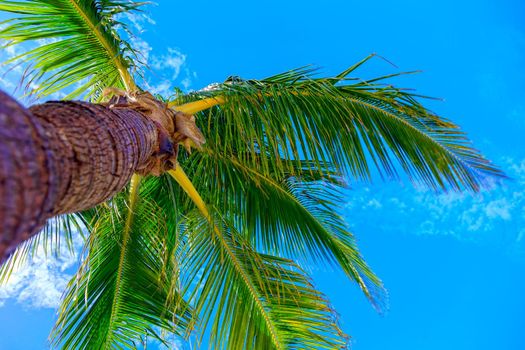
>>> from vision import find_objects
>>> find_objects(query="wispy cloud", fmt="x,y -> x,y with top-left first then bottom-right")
0,38 -> 25,95
0,237 -> 81,309
119,9 -> 197,95
151,48 -> 187,80
344,157 -> 525,256
145,48 -> 197,96
121,9 -> 156,34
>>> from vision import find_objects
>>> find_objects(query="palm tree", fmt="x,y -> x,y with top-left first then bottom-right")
0,1 -> 503,349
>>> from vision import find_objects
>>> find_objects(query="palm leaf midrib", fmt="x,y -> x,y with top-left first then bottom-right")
102,175 -> 141,348
64,0 -> 133,90
169,168 -> 285,350
199,149 -> 379,297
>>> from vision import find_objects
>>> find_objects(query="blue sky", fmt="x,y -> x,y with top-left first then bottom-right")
1,0 -> 524,349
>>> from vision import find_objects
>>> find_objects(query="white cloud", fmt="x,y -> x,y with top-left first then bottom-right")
1,10 -> 197,100
122,10 -> 156,34
133,37 -> 153,64
0,75 -> 15,90
115,8 -> 197,94
344,157 -> 525,254
366,199 -> 382,209
146,333 -> 188,350
0,236 -> 82,309
148,80 -> 172,95
144,48 -> 197,95
0,39 -> 25,95
151,48 -> 187,80
484,198 -> 512,220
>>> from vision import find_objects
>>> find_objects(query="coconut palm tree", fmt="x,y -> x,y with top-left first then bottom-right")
0,1 -> 503,349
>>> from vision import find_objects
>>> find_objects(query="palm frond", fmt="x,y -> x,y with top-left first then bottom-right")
183,148 -> 386,309
0,0 -> 146,98
174,56 -> 503,192
181,210 -> 349,350
51,179 -> 191,349
162,167 -> 349,348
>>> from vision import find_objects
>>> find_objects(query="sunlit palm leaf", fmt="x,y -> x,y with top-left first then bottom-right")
175,56 -> 503,192
0,1 -> 505,347
181,209 -> 348,350
51,183 -> 191,349
0,0 -> 145,98
184,149 -> 386,309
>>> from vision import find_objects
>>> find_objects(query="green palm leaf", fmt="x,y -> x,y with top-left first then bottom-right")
51,178 -> 191,349
181,209 -> 348,350
175,57 -> 503,192
0,0 -> 145,98
184,148 -> 386,309
0,2 -> 504,348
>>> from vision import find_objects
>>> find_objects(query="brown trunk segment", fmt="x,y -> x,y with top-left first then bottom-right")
0,90 -> 159,261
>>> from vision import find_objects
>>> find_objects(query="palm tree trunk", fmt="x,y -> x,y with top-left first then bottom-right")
0,90 -> 159,261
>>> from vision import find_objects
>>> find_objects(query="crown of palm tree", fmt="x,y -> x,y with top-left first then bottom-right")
0,1 -> 504,349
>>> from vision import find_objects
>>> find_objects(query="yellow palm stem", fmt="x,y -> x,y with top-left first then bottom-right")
66,0 -> 136,92
169,96 -> 225,114
167,165 -> 282,349
168,91 -> 313,114
167,167 -> 214,224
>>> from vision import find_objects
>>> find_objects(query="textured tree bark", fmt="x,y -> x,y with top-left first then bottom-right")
0,90 -> 159,261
